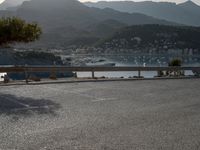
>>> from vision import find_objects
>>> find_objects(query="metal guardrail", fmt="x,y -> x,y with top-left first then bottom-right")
0,66 -> 200,83
0,66 -> 200,72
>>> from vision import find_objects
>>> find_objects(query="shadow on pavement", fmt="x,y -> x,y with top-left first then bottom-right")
0,94 -> 61,116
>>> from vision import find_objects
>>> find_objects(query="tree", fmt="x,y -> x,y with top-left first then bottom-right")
0,17 -> 42,46
168,58 -> 184,76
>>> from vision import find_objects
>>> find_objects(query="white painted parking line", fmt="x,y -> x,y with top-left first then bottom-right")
91,98 -> 117,102
65,90 -> 118,102
1,95 -> 30,108
43,85 -> 119,103
43,85 -> 106,101
10,105 -> 54,112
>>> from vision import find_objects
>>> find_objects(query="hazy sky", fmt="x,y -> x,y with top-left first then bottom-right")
0,0 -> 199,5
80,0 -> 199,5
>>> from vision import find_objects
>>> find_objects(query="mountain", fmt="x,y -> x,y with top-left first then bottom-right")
97,24 -> 200,50
16,0 -> 175,26
0,0 -> 26,10
0,0 -> 178,48
87,19 -> 127,37
178,0 -> 200,15
85,0 -> 200,26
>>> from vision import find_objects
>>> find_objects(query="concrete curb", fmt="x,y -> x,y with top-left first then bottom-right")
0,76 -> 199,86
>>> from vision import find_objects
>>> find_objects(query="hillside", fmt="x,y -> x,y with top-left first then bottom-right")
0,49 -> 63,65
97,25 -> 200,50
0,0 -> 177,48
85,0 -> 200,26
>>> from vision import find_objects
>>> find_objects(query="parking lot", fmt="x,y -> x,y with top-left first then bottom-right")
1,79 -> 200,150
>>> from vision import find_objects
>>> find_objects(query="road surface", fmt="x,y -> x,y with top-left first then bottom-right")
1,79 -> 200,150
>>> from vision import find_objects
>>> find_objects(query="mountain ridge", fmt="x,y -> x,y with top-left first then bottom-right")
85,0 -> 200,26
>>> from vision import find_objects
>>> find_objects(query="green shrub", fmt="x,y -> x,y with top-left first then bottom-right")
168,59 -> 182,66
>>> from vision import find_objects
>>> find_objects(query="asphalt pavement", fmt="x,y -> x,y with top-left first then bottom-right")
1,79 -> 200,150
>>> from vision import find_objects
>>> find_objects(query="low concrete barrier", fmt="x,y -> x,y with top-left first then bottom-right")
0,65 -> 199,83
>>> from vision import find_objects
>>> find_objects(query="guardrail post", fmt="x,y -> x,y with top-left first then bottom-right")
74,72 -> 77,78
24,65 -> 29,84
25,67 -> 29,84
138,70 -> 141,78
92,69 -> 95,79
50,66 -> 57,80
